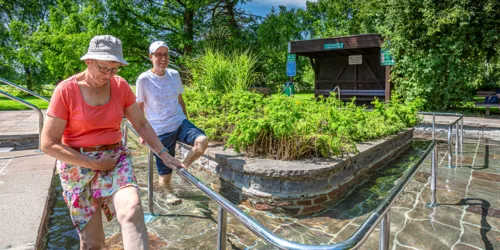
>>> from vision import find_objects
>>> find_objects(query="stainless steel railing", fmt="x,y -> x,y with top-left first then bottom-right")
122,120 -> 437,250
0,78 -> 50,151
0,78 -> 51,102
418,112 -> 463,168
331,86 -> 341,101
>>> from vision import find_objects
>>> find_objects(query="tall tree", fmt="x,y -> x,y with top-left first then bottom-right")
0,0 -> 56,89
380,0 -> 500,109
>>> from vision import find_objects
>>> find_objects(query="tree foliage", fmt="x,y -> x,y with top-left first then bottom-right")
0,0 -> 498,111
380,0 -> 500,109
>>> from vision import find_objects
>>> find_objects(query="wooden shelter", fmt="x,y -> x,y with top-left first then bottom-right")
289,34 -> 392,102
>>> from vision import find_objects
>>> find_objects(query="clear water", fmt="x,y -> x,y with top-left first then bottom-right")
41,139 -> 435,249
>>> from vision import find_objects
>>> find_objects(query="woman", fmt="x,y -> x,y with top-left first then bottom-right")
41,35 -> 185,249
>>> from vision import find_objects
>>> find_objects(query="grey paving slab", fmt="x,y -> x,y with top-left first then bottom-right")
0,150 -> 55,250
421,115 -> 500,129
0,110 -> 46,137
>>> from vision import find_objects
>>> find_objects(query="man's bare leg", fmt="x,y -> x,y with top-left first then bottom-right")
159,173 -> 181,205
183,136 -> 208,167
158,136 -> 207,205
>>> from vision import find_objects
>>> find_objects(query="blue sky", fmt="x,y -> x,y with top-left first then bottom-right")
239,0 -> 318,17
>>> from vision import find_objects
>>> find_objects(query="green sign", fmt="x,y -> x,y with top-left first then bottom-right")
380,49 -> 395,66
324,42 -> 344,50
287,54 -> 296,62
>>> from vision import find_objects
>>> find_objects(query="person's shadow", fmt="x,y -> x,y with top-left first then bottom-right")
448,198 -> 493,250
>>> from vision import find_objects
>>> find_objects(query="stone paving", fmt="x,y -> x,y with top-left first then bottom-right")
0,150 -> 56,249
0,110 -> 45,135
420,114 -> 500,129
42,134 -> 500,250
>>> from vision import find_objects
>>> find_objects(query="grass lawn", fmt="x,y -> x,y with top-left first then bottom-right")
293,93 -> 315,100
0,84 -> 137,111
0,96 -> 50,110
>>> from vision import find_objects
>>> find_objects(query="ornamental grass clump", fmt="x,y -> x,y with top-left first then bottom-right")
186,47 -> 260,93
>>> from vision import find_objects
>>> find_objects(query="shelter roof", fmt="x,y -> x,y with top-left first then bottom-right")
290,34 -> 384,57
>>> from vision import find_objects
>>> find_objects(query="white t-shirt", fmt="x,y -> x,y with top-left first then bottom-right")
136,69 -> 186,135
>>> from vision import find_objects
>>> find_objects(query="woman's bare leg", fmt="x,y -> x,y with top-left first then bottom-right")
112,186 -> 148,250
79,201 -> 105,250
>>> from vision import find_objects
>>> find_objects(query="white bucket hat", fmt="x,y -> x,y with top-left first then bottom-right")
80,35 -> 129,66
149,41 -> 169,54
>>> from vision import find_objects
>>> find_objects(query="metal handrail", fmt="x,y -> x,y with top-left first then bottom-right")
418,112 -> 463,168
281,85 -> 294,96
122,120 -> 437,250
0,77 -> 50,103
0,89 -> 44,151
331,86 -> 341,101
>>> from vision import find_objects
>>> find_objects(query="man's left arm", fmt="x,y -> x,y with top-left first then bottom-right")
178,94 -> 187,118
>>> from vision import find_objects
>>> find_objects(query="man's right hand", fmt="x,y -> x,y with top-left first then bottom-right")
90,153 -> 121,172
139,137 -> 146,146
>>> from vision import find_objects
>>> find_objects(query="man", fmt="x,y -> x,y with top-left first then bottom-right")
136,41 -> 208,205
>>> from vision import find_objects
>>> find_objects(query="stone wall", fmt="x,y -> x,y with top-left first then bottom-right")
178,128 -> 413,216
0,134 -> 38,150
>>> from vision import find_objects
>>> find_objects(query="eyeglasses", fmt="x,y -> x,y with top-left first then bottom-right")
94,61 -> 119,74
153,53 -> 169,59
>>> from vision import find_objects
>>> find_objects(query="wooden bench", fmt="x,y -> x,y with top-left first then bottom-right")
248,87 -> 271,96
315,89 -> 385,101
475,91 -> 499,116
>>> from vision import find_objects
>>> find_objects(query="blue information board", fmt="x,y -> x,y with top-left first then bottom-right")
380,49 -> 395,66
286,61 -> 296,76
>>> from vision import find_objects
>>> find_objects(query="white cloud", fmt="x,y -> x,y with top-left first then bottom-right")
250,0 -> 318,9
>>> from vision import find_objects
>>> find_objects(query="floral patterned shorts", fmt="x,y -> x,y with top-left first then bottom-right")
56,146 -> 138,232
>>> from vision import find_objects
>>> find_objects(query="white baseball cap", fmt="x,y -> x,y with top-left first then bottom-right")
149,41 -> 169,54
80,35 -> 129,66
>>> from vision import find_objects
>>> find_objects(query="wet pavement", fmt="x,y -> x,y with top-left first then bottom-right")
41,132 -> 500,250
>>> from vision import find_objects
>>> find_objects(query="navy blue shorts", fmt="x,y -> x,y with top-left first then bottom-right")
155,119 -> 206,175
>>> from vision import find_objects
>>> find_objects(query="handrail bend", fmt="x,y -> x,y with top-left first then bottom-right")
418,111 -> 463,168
0,77 -> 50,103
331,86 -> 341,101
123,120 -> 436,250
0,89 -> 44,151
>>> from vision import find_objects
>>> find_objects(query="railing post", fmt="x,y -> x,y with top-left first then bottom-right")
379,212 -> 390,250
122,122 -> 128,147
427,144 -> 438,207
460,117 -> 463,156
455,123 -> 458,152
148,149 -> 154,214
37,112 -> 44,152
447,125 -> 453,168
432,113 -> 435,140
217,206 -> 227,250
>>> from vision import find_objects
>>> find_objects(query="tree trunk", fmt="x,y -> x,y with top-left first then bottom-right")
184,9 -> 194,55
24,65 -> 33,90
224,0 -> 239,39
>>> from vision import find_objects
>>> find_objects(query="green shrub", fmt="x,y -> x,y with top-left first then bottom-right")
184,88 -> 423,160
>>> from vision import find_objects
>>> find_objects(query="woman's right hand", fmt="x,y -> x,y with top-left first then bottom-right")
160,153 -> 186,171
90,153 -> 121,171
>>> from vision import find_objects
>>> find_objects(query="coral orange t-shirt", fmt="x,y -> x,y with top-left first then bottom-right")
47,75 -> 136,148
